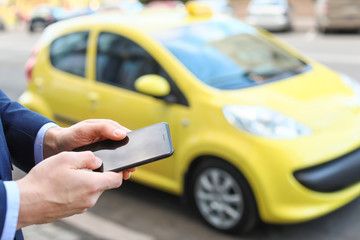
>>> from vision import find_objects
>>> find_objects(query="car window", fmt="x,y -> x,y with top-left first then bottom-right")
96,32 -> 188,105
153,18 -> 308,90
50,31 -> 89,77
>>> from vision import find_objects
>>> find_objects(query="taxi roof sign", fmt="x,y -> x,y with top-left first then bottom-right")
185,1 -> 213,17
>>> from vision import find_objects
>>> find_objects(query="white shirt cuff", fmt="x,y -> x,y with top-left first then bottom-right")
2,181 -> 19,240
34,122 -> 58,164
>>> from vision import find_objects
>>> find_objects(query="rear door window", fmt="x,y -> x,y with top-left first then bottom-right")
50,31 -> 89,77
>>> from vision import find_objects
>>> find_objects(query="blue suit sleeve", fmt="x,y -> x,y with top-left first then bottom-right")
0,90 -> 53,172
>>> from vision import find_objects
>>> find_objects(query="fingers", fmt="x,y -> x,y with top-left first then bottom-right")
61,151 -> 136,183
92,171 -> 124,190
68,152 -> 125,188
82,119 -> 130,140
61,151 -> 125,190
55,119 -> 131,153
123,168 -> 136,180
123,170 -> 131,180
63,151 -> 102,170
53,151 -> 134,192
62,152 -> 124,190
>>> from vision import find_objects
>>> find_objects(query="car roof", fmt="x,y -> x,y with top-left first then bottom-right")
43,7 -> 222,37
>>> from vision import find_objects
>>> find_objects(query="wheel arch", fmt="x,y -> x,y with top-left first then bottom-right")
183,154 -> 260,233
183,155 -> 258,207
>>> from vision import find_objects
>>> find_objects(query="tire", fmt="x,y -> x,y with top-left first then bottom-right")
190,158 -> 259,234
29,20 -> 46,32
318,27 -> 329,34
316,22 -> 329,34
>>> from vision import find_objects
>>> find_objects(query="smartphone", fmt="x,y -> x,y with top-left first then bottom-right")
74,122 -> 174,172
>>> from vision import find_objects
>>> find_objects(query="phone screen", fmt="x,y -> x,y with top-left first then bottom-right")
74,122 -> 173,171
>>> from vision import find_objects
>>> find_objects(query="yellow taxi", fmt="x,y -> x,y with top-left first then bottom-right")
19,2 -> 360,234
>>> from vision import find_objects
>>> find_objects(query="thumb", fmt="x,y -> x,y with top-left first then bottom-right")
68,151 -> 102,170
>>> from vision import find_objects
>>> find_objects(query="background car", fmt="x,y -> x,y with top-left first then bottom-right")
0,17 -> 5,31
99,0 -> 144,13
20,3 -> 360,234
28,5 -> 67,32
315,0 -> 360,33
245,0 -> 293,32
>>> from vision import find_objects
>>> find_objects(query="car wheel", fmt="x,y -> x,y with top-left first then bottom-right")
190,158 -> 259,234
316,22 -> 329,34
319,27 -> 329,34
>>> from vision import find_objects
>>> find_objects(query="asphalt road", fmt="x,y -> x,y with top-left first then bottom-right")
1,25 -> 360,240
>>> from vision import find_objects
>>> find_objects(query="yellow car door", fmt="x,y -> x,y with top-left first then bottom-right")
88,31 -> 190,190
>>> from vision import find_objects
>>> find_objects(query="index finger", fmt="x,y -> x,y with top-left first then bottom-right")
83,119 -> 130,141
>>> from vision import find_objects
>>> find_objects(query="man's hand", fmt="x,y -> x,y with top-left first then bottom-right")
16,119 -> 136,229
43,119 -> 136,178
16,151 -> 126,229
43,119 -> 130,158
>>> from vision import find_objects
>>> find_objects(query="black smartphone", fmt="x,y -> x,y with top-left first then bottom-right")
74,122 -> 174,172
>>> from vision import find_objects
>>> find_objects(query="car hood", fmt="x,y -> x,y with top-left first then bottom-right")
221,64 -> 359,132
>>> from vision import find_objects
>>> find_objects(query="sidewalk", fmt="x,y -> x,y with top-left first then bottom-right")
22,211 -> 154,240
13,169 -> 153,240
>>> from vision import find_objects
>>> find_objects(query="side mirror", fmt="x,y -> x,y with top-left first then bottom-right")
135,74 -> 171,97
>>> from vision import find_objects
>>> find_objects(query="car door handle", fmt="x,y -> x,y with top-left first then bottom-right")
88,92 -> 99,110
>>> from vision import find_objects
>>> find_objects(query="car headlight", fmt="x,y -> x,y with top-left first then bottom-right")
339,73 -> 360,104
223,105 -> 312,139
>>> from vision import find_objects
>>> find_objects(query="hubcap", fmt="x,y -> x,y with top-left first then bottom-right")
194,168 -> 244,230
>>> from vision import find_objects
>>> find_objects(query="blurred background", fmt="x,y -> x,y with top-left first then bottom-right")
1,0 -> 360,240
0,0 -> 315,29
1,0 -> 359,34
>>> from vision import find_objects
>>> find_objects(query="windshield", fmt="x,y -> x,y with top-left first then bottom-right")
152,18 -> 308,90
